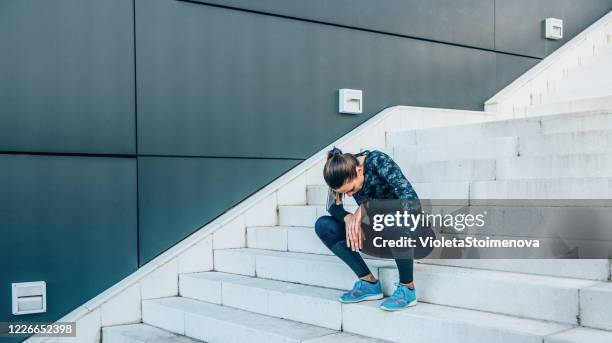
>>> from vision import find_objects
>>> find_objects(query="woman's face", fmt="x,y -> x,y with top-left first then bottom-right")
333,166 -> 364,197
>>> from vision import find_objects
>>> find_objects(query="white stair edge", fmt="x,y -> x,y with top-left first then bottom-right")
544,327 -> 612,343
102,323 -> 200,342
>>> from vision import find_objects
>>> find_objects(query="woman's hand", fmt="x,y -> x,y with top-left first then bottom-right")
344,206 -> 363,251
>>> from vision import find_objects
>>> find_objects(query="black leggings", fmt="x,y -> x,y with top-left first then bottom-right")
314,215 -> 414,284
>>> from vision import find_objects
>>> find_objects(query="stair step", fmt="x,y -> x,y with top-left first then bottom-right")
564,47 -> 612,79
214,248 -> 392,289
309,178 -> 612,201
307,183 -> 471,204
247,226 -> 332,255
392,137 -> 518,163
421,259 -> 610,281
180,271 -> 344,329
470,177 -> 612,199
525,95 -> 612,116
177,271 -> 572,343
307,185 -> 358,206
544,327 -> 612,343
213,248 -> 597,323
387,110 -> 612,147
496,152 -> 612,179
518,129 -> 612,156
395,153 -> 612,182
343,299 -> 568,343
542,81 -> 612,106
142,296 -> 381,343
102,323 -> 200,342
303,333 -> 390,343
389,129 -> 612,164
278,205 -> 357,227
396,158 -> 496,182
579,282 -> 612,331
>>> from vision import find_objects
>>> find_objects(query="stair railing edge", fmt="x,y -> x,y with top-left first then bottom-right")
484,10 -> 612,113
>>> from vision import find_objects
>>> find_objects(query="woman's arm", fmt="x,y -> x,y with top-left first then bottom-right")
326,188 -> 351,221
326,188 -> 362,250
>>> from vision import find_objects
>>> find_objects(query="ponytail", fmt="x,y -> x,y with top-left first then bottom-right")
324,147 -> 359,205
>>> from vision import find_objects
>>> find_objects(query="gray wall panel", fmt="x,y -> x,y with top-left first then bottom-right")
0,154 -> 137,324
495,53 -> 540,90
495,0 -> 612,58
0,0 -> 135,154
137,156 -> 299,264
137,0 -> 497,159
186,0 -> 495,50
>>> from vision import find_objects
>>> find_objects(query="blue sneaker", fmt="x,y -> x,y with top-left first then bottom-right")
339,279 -> 384,303
379,283 -> 417,311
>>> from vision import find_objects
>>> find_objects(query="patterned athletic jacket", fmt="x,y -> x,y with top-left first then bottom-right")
326,149 -> 420,222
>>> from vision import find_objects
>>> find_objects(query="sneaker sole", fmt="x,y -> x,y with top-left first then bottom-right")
339,293 -> 384,303
379,299 -> 418,311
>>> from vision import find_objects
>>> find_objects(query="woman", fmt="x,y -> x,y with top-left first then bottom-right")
314,147 -> 420,311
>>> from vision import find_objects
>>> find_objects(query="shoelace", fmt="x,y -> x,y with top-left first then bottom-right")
348,280 -> 364,297
388,283 -> 408,303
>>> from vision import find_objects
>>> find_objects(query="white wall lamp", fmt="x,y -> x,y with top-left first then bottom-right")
12,281 -> 47,315
338,89 -> 363,114
545,18 -> 563,40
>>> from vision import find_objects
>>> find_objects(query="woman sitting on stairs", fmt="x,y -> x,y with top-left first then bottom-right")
314,146 -> 420,311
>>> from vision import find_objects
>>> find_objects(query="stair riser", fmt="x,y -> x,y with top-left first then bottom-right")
102,324 -> 199,343
214,249 -> 380,290
279,205 -> 357,227
186,314 -> 307,343
519,131 -> 612,156
143,298 -> 337,343
497,154 -> 612,179
392,137 -> 518,164
387,112 -> 612,147
307,186 -> 358,207
247,226 -> 332,255
389,131 -> 612,164
142,300 -> 186,336
580,284 -> 612,331
420,259 -> 610,281
397,158 -> 496,182
397,155 -> 612,182
525,96 -> 612,116
470,179 -> 612,199
307,184 -> 470,204
541,87 -> 612,106
180,274 -> 343,330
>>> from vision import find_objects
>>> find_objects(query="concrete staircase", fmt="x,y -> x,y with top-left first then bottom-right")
101,109 -> 612,343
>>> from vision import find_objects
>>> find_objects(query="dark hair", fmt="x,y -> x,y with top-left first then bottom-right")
324,147 -> 359,190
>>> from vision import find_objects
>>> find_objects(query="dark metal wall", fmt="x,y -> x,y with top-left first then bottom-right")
0,0 -> 135,155
137,0 -> 498,158
1,0 -> 610,331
